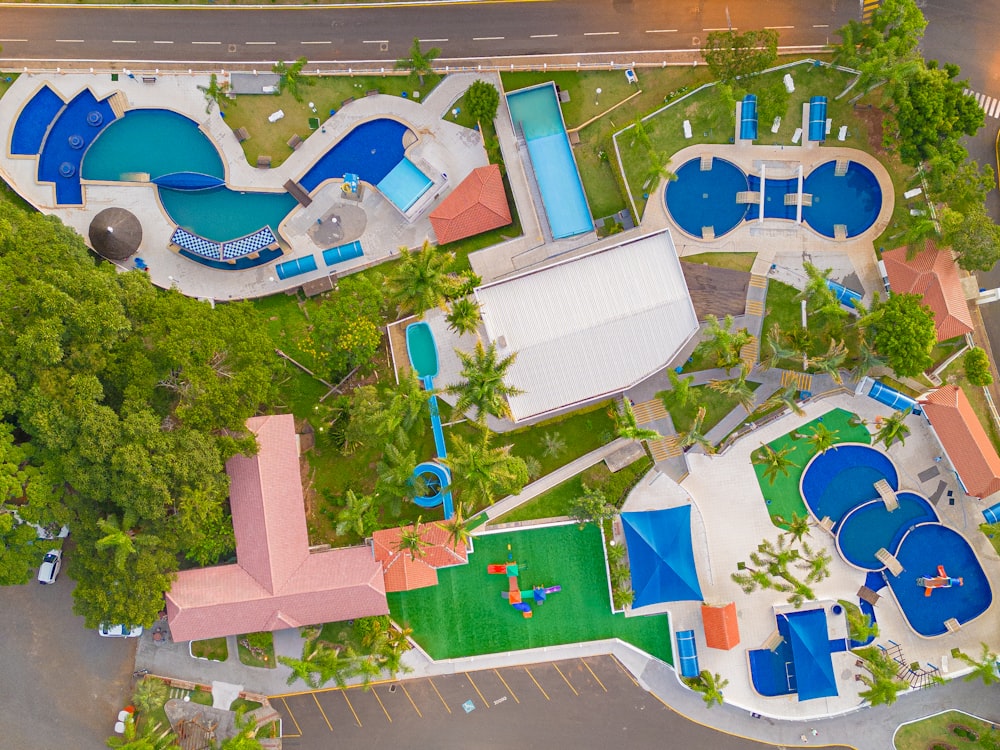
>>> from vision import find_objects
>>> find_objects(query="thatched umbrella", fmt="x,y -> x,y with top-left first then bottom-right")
89,207 -> 142,261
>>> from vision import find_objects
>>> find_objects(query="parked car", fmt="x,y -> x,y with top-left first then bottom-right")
37,549 -> 62,584
98,623 -> 144,638
8,510 -> 69,540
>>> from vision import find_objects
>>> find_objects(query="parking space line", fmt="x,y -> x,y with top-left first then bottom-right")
524,667 -> 550,700
280,697 -> 302,736
342,691 -> 362,727
466,672 -> 490,708
553,663 -> 579,696
610,655 -> 640,687
428,678 -> 452,713
311,693 -> 333,732
648,689 -> 674,711
371,687 -> 393,722
581,659 -> 607,692
400,683 -> 422,717
494,669 -> 520,703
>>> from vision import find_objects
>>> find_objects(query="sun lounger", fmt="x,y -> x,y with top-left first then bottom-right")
838,125 -> 848,141
858,585 -> 880,606
904,187 -> 923,199
783,73 -> 795,93
826,117 -> 832,135
792,128 -> 802,144
683,120 -> 692,139
771,116 -> 781,133
268,109 -> 284,123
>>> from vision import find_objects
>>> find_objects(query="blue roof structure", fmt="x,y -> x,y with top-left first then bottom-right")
621,507 -> 703,608
784,610 -> 838,701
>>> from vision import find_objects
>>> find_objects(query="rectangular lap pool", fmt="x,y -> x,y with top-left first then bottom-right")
506,83 -> 593,239
376,157 -> 432,212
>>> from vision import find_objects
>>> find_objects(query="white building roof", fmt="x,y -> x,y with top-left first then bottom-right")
474,230 -> 698,422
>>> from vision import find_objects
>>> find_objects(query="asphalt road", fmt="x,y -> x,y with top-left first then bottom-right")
0,0 -> 853,65
0,552 -> 137,750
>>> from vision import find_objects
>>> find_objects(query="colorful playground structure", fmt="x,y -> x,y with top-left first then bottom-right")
916,565 -> 963,597
488,545 -> 561,618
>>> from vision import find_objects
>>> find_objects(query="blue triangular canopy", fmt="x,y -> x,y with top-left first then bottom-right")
621,507 -> 703,607
785,610 -> 838,701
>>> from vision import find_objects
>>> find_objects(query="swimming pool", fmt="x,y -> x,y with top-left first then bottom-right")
836,492 -> 938,570
11,85 -> 64,156
506,84 -> 593,239
160,186 -> 297,243
748,608 -> 839,701
665,158 -> 883,239
377,157 -> 432,212
800,443 -> 898,525
299,117 -> 410,190
406,321 -> 439,379
38,89 -> 116,205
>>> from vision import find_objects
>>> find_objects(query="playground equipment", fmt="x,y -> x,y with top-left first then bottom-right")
916,565 -> 963,597
341,172 -> 360,195
488,545 -> 561,618
405,322 -> 454,520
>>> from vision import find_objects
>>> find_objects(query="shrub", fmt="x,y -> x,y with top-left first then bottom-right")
964,347 -> 993,386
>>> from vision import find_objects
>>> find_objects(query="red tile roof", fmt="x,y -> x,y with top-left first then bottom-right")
429,164 -> 512,245
165,415 -> 388,642
882,242 -> 973,341
372,522 -> 468,592
919,386 -> 1000,499
701,602 -> 740,650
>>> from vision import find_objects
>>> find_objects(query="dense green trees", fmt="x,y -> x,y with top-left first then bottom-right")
862,293 -> 936,378
465,80 -> 500,124
395,38 -> 440,86
309,273 -> 385,381
942,204 -> 1000,273
701,29 -> 779,84
964,347 -> 994,387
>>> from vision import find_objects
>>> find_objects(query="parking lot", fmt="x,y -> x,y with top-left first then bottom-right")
273,655 -> 778,750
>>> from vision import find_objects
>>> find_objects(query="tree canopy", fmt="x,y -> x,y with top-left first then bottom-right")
701,29 -> 779,84
865,293 -> 936,378
465,80 -> 500,124
942,204 -> 1000,273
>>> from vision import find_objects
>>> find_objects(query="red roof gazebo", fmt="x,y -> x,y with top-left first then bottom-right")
430,164 -> 511,245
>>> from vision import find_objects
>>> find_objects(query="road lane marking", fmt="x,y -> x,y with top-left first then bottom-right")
428,678 -> 451,713
495,669 -> 519,703
553,663 -> 579,696
0,38 -> 28,42
400,684 -> 422,717
112,40 -> 137,44
813,24 -> 830,28
581,659 -> 607,692
280,697 -> 303,737
466,672 -> 490,708
645,29 -> 678,33
342,691 -> 362,727
246,41 -> 276,45
584,31 -> 619,36
474,36 -> 504,40
419,38 -> 448,42
530,34 -> 558,38
765,25 -> 794,29
524,667 -> 550,700
362,39 -> 389,44
301,40 -> 331,45
371,687 -> 393,722
312,694 -> 333,732
703,27 -> 736,31
192,41 -> 221,45
153,40 -> 174,44
56,39 -> 85,43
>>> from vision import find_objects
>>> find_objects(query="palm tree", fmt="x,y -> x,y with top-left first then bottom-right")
445,432 -> 529,507
874,409 -> 911,449
445,297 -> 481,337
106,713 -> 176,750
446,340 -> 523,423
383,371 -> 428,435
272,57 -> 313,101
798,541 -> 832,584
806,338 -> 849,384
690,670 -> 729,708
397,517 -> 431,560
677,406 -> 716,454
759,323 -> 797,371
856,335 -> 886,378
612,587 -> 635,610
611,399 -> 661,442
698,315 -> 753,372
375,432 -> 426,515
752,443 -> 797,485
763,385 -> 806,417
197,73 -> 232,114
395,38 -> 441,86
805,422 -> 839,455
664,369 -> 696,408
96,513 -> 140,570
218,711 -> 264,750
386,240 -> 456,315
776,512 -> 812,543
441,503 -> 473,550
797,262 -> 847,321
956,643 -> 999,686
334,490 -> 379,538
541,431 -> 567,458
132,676 -> 169,717
642,150 -> 677,191
708,365 -> 756,412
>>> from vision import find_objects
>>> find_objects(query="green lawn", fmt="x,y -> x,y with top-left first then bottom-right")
752,408 -> 871,526
237,632 -> 276,669
388,523 -> 672,662
894,710 -> 1000,750
681,252 -> 757,273
190,637 -> 228,662
661,382 -> 760,435
760,279 -> 861,365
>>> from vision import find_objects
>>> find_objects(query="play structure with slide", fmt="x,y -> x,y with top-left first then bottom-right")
488,544 -> 562,618
916,565 -> 963,597
405,321 -> 454,520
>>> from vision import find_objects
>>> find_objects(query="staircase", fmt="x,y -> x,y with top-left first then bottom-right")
740,336 -> 759,369
736,191 -> 761,204
701,226 -> 715,240
700,154 -> 713,171
835,158 -> 850,177
779,370 -> 813,392
749,274 -> 768,290
631,399 -> 667,424
834,224 -> 848,239
648,435 -> 682,461
108,91 -> 129,119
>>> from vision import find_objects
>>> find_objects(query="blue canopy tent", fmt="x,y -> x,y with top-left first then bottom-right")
740,95 -> 758,141
784,610 -> 838,701
621,507 -> 704,608
808,96 -> 828,142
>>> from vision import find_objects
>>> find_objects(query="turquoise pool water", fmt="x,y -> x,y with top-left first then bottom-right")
800,444 -> 897,524
159,187 -> 297,243
506,84 -> 593,239
377,157 -> 432,212
836,493 -> 938,570
406,321 -> 439,379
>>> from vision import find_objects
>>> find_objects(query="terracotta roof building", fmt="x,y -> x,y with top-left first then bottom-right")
701,602 -> 740,650
372,522 -> 469,592
429,164 -> 512,245
166,415 -> 388,642
919,386 -> 1000,499
882,242 -> 973,341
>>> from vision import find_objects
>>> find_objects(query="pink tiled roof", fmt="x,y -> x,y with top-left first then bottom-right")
919,386 -> 1000,499
429,165 -> 512,245
882,242 -> 973,341
165,415 -> 388,642
372,522 -> 468,592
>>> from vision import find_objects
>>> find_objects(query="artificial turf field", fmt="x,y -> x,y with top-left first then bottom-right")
752,407 -> 871,526
387,523 -> 673,664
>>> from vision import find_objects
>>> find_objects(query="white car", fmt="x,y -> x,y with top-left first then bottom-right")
98,623 -> 144,638
37,549 -> 62,584
9,511 -> 69,540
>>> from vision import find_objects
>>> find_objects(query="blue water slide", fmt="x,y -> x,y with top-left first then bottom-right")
866,380 -> 920,414
275,254 -> 318,280
322,240 -> 364,267
676,629 -> 700,678
740,95 -> 758,141
983,502 -> 1000,525
808,96 -> 828,142
826,279 -> 862,309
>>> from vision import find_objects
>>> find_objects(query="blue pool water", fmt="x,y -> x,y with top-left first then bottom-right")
800,443 -> 898,525
160,186 -> 296,243
38,90 -> 116,204
11,85 -> 64,155
665,158 -> 749,237
887,524 -> 993,637
665,158 -> 883,239
300,118 -> 409,191
506,84 -> 593,239
377,157 -> 432,211
837,492 -> 938,570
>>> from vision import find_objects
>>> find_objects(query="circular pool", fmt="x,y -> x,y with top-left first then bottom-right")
800,443 -> 898,525
802,161 -> 882,238
664,158 -> 749,238
836,492 -> 938,570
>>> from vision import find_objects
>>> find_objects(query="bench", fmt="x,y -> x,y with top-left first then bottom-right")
142,76 -> 157,84
234,127 -> 250,143
287,134 -> 303,151
257,155 -> 271,169
365,89 -> 379,97
341,97 -> 355,108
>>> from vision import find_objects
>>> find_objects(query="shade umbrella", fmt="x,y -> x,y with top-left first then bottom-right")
89,207 -> 142,261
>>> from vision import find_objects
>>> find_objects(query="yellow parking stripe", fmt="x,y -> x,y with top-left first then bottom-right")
581,659 -> 607,692
466,672 -> 490,708
524,667 -> 550,700
312,693 -> 333,732
495,669 -> 520,703
611,654 -> 640,686
401,684 -> 422,718
429,678 -> 452,714
371,688 -> 393,722
553,663 -> 579,695
280,697 -> 302,737
342,691 -> 362,727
